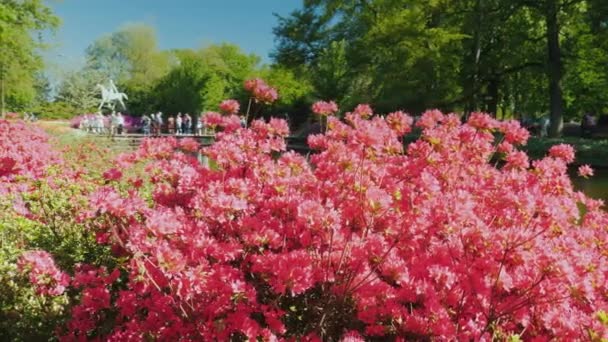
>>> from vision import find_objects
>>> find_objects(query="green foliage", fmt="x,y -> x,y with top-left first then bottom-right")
33,101 -> 78,120
0,143 -> 118,340
0,0 -> 59,114
56,69 -> 105,113
0,216 -> 70,341
272,0 -> 608,130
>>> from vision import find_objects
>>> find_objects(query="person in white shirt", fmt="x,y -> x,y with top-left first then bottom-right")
116,112 -> 125,135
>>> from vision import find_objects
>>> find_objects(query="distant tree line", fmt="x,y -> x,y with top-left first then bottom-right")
3,0 -> 608,136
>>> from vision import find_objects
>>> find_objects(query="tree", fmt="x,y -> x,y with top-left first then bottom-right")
150,44 -> 261,115
0,0 -> 59,117
84,23 -> 171,113
56,69 -> 105,113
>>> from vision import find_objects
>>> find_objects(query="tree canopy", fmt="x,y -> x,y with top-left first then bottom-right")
0,0 -> 59,116
272,0 -> 608,136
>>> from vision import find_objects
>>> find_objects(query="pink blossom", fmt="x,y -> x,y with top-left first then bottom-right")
244,78 -> 279,104
219,99 -> 240,114
202,111 -> 223,128
102,168 -> 122,181
386,110 -> 413,136
548,144 -> 575,164
18,251 -> 69,296
312,100 -> 339,116
578,164 -> 594,178
504,150 -> 530,169
353,104 -> 373,118
467,112 -> 497,130
499,120 -> 530,145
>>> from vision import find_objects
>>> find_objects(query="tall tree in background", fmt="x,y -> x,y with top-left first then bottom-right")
84,23 -> 171,113
273,0 -> 607,135
0,0 -> 59,117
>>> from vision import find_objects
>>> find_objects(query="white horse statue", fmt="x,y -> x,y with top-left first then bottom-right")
97,81 -> 128,111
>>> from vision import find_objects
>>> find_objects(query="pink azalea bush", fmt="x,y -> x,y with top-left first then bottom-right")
3,102 -> 608,340
59,111 -> 608,339
0,120 -> 62,194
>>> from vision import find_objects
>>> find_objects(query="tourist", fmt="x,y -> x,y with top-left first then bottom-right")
142,114 -> 151,136
150,113 -> 158,136
539,115 -> 550,137
240,115 -> 247,128
80,116 -> 89,131
185,113 -> 192,134
95,112 -> 104,134
196,116 -> 204,135
176,113 -> 183,135
109,112 -> 118,136
156,112 -> 164,136
581,112 -> 595,138
116,112 -> 125,135
168,116 -> 175,134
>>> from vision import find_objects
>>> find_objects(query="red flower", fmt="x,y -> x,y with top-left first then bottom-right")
102,168 -> 122,181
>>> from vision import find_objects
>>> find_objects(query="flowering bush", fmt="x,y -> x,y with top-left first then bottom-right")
3,105 -> 608,340
0,120 -> 118,340
53,111 -> 608,339
0,120 -> 62,194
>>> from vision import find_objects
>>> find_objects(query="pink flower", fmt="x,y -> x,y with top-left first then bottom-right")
179,138 -> 200,153
386,111 -> 414,136
202,111 -> 223,128
244,78 -> 279,104
219,99 -> 240,115
548,144 -> 575,164
103,168 -> 122,181
467,112 -> 497,130
353,104 -> 373,118
18,251 -> 69,296
578,164 -> 594,178
312,100 -> 338,116
499,120 -> 530,145
504,150 -> 529,169
416,109 -> 445,129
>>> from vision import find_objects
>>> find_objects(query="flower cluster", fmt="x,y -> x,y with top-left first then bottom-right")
312,100 -> 338,116
3,104 -> 608,340
244,78 -> 279,104
219,99 -> 240,115
0,119 -> 62,194
18,251 -> 69,296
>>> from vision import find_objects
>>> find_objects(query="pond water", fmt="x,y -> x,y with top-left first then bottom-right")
571,168 -> 608,202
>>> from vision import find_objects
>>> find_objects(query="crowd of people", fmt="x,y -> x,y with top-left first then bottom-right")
78,111 -> 247,137
140,112 -> 203,136
79,112 -> 125,136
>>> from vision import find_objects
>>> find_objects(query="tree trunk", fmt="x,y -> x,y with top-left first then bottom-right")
487,78 -> 499,117
464,0 -> 484,116
546,0 -> 564,137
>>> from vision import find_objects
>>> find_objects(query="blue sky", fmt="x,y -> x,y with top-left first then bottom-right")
44,0 -> 301,74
